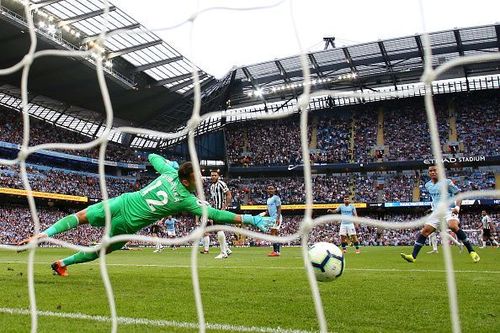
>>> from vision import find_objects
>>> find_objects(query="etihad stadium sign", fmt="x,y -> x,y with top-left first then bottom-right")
423,156 -> 486,165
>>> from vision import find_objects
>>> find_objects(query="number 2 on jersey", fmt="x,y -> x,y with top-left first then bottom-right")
141,180 -> 169,211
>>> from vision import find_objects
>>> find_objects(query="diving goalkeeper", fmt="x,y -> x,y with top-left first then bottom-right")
18,154 -> 275,276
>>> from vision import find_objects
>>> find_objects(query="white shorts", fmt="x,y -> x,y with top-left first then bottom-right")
167,231 -> 176,237
425,211 -> 459,230
270,215 -> 283,230
339,224 -> 356,236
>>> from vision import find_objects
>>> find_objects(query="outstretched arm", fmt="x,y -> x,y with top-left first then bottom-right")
184,198 -> 274,232
148,154 -> 179,175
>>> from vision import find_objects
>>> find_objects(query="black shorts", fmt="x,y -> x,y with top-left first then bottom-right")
483,229 -> 492,238
151,225 -> 161,234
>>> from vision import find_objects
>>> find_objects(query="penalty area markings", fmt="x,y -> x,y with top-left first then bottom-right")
0,307 -> 314,333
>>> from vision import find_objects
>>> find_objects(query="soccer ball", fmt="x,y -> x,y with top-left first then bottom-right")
308,242 -> 345,282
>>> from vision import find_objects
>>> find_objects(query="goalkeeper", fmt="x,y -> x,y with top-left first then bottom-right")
18,154 -> 275,276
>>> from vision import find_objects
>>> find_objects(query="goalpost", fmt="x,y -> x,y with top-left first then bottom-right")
0,1 -> 499,333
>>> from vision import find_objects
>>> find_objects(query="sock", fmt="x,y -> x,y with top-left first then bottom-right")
455,229 -> 474,253
482,240 -> 486,247
429,234 -> 437,251
341,242 -> 347,250
203,235 -> 210,251
60,241 -> 126,267
354,242 -> 359,250
217,231 -> 226,254
43,215 -> 79,237
277,243 -> 281,253
493,239 -> 499,246
61,251 -> 99,267
272,243 -> 277,252
412,233 -> 427,259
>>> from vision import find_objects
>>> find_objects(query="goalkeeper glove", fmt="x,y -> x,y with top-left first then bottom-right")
241,214 -> 275,232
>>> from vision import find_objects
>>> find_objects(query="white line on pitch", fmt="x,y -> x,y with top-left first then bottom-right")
0,260 -> 499,274
0,307 -> 314,333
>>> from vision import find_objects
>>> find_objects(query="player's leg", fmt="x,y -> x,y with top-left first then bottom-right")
268,228 -> 280,256
201,233 -> 210,254
447,217 -> 479,263
18,210 -> 88,246
52,197 -> 127,275
53,240 -> 128,276
349,228 -> 360,253
479,230 -> 486,248
168,232 -> 177,250
488,231 -> 499,247
427,233 -> 438,254
401,223 -> 436,262
153,230 -> 163,253
339,224 -> 348,253
215,231 -> 228,259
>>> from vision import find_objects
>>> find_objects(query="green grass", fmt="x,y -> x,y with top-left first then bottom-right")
0,246 -> 498,333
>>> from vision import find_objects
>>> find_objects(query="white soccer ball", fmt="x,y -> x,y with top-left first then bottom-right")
308,242 -> 345,282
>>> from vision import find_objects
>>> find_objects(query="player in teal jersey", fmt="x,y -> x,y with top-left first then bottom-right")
401,165 -> 480,263
18,154 -> 275,276
328,196 -> 360,254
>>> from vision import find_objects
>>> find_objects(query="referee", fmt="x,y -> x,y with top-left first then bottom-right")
208,170 -> 233,259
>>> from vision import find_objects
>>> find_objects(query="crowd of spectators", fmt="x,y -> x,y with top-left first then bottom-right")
314,117 -> 351,163
456,93 -> 500,156
0,163 -> 494,204
226,118 -> 304,166
2,207 -> 492,248
0,107 -> 144,164
383,100 -> 448,161
353,109 -> 378,163
225,93 -> 499,167
0,164 -> 137,199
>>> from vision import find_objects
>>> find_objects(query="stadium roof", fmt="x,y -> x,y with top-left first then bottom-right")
219,24 -> 500,109
0,0 -> 217,147
0,1 -> 499,149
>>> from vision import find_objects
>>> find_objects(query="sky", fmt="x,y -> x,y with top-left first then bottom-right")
112,0 -> 500,78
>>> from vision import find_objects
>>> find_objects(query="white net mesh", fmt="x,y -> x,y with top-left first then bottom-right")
0,1 -> 499,332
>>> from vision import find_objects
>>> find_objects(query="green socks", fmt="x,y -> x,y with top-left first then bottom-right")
60,241 -> 127,267
43,214 -> 79,237
61,251 -> 99,267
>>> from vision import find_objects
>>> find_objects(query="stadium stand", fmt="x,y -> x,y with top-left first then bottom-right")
0,106 -> 145,164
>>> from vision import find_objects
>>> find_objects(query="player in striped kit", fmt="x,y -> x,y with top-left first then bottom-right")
18,154 -> 275,276
479,210 -> 499,248
401,165 -> 480,263
208,170 -> 233,259
328,196 -> 360,254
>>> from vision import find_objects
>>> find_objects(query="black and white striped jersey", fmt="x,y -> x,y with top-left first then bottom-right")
210,180 -> 229,210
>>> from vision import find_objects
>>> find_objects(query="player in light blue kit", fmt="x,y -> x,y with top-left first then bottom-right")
163,216 -> 178,250
328,196 -> 360,254
401,165 -> 480,263
261,185 -> 283,257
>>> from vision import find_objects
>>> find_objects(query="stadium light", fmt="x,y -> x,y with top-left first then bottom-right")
47,24 -> 56,35
254,88 -> 264,97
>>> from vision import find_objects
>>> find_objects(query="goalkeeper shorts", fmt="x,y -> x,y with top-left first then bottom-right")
86,196 -> 131,236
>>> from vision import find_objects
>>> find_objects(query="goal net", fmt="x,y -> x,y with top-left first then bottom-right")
0,1 -> 499,332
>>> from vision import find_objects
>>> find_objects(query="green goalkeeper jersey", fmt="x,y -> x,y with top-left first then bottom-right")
119,154 -> 236,231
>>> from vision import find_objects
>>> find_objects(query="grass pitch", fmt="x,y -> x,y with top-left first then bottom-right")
0,246 -> 498,333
